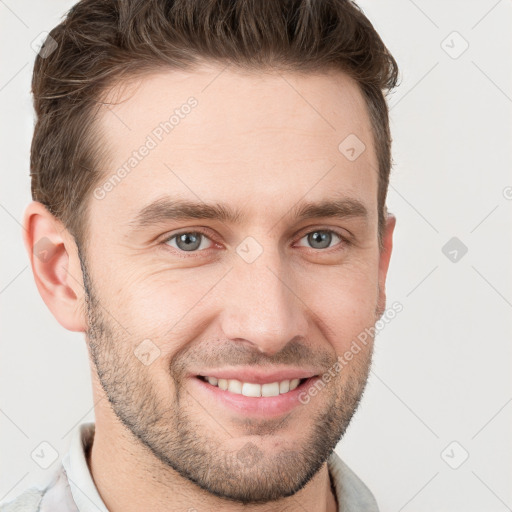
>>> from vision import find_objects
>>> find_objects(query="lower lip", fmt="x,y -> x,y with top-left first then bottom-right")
188,376 -> 318,418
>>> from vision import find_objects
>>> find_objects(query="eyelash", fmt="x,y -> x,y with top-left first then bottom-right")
161,227 -> 351,255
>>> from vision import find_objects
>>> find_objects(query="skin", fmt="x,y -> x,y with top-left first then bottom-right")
23,62 -> 395,512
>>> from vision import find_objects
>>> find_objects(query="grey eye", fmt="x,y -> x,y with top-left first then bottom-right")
298,230 -> 342,250
166,232 -> 212,252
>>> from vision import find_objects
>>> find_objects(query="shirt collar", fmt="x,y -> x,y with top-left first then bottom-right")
327,450 -> 380,511
62,422 -> 108,512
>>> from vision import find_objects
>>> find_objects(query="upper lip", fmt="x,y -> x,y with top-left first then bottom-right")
191,367 -> 319,385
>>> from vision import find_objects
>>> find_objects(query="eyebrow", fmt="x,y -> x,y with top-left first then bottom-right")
127,194 -> 369,231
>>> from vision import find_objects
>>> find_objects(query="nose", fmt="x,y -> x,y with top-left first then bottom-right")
218,248 -> 309,356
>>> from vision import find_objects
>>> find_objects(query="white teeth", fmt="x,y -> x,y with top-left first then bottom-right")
242,382 -> 261,397
289,378 -> 300,391
228,379 -> 242,394
202,376 -> 306,396
261,382 -> 280,397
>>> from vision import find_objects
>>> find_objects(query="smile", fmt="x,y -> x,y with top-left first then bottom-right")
197,376 -> 307,397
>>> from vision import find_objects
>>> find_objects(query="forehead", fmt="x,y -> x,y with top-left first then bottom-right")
92,63 -> 378,228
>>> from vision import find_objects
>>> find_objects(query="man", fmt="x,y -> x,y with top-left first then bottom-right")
3,0 -> 398,510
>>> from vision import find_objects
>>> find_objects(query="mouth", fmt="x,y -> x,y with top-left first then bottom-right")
196,375 -> 309,397
190,372 -> 320,418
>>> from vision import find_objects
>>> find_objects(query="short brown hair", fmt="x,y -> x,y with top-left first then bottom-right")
31,0 -> 399,251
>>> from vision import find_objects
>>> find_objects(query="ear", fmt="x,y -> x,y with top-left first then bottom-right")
22,201 -> 87,332
376,212 -> 396,318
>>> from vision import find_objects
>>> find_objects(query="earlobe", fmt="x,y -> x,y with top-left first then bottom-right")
376,213 -> 396,318
22,201 -> 87,332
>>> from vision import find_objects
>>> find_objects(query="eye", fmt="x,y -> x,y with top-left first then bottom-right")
161,228 -> 348,255
296,229 -> 345,250
163,231 -> 214,252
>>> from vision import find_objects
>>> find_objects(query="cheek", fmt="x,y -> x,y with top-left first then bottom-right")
104,266 -> 225,345
298,261 -> 379,350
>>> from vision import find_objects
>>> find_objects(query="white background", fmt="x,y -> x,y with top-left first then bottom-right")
1,1 -> 511,510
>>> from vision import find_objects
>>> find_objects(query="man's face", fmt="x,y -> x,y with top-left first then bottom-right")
81,64 -> 391,504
